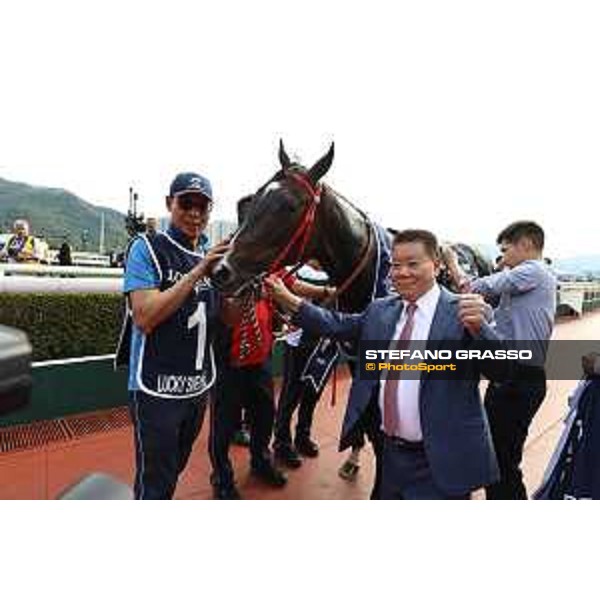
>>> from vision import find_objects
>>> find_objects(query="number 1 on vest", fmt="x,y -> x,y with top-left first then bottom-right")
187,303 -> 207,370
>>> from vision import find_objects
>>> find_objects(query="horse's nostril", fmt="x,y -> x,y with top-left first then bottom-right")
212,264 -> 232,286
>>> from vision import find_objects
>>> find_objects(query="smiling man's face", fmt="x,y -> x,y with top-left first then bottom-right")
390,241 -> 440,302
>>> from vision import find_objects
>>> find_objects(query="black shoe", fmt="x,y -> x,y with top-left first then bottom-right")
212,483 -> 242,500
274,445 -> 303,469
295,437 -> 319,458
251,461 -> 288,488
232,429 -> 251,447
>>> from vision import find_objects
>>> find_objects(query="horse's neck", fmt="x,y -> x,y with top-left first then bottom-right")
309,186 -> 375,311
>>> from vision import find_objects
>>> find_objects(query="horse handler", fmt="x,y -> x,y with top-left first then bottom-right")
209,287 -> 288,499
120,172 -> 228,499
443,221 -> 556,499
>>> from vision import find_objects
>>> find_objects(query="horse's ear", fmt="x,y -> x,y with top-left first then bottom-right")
278,139 -> 292,170
308,142 -> 335,184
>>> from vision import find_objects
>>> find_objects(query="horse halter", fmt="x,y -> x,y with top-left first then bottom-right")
265,170 -> 322,276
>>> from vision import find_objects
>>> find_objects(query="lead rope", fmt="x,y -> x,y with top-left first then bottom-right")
238,287 -> 264,362
330,361 -> 338,407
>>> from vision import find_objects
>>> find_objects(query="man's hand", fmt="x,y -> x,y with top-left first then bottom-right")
440,245 -> 459,268
263,275 -> 288,300
458,294 -> 488,336
191,241 -> 230,281
130,241 -> 231,336
264,275 -> 303,313
441,245 -> 470,292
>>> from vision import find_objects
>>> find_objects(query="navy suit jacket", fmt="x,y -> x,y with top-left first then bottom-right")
296,287 -> 501,495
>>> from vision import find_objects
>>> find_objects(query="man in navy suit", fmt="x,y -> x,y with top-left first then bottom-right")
266,229 -> 505,499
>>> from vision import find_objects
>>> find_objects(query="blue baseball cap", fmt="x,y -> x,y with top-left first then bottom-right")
169,172 -> 213,201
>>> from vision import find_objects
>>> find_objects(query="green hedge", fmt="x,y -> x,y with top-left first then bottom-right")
0,293 -> 124,361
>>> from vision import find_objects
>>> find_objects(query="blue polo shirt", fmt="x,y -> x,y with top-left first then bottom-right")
123,226 -> 208,390
470,259 -> 557,366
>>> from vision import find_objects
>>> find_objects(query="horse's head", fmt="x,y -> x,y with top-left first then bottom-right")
211,140 -> 335,295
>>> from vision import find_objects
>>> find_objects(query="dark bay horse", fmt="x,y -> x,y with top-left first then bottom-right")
211,141 -> 389,314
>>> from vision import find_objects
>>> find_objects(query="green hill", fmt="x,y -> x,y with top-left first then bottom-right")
0,177 -> 129,251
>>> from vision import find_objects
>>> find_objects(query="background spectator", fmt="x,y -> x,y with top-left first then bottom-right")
0,219 -> 41,263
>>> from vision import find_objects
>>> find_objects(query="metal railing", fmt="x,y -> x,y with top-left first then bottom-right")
2,262 -> 600,316
557,281 -> 600,316
0,264 -> 122,294
0,263 -> 122,278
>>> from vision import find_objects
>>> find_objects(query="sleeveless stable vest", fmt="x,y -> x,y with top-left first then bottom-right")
6,235 -> 35,258
130,232 -> 217,399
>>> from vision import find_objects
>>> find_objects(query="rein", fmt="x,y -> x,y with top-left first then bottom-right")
322,217 -> 375,307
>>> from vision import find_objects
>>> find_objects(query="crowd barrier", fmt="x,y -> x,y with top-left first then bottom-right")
3,263 -> 599,318
557,281 -> 600,316
0,264 -> 122,294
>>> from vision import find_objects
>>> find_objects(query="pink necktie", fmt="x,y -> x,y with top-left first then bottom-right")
383,302 -> 418,436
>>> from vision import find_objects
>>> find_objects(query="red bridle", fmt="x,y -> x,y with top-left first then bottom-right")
266,171 -> 322,276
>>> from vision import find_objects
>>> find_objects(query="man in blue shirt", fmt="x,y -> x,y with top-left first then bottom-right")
121,172 -> 228,499
444,220 -> 557,499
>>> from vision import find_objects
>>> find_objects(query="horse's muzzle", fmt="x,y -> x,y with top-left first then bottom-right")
211,258 -> 262,296
211,261 -> 235,290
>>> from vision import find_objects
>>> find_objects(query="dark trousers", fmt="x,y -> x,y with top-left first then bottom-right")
341,360 -> 384,499
274,343 -> 322,448
345,395 -> 384,500
209,360 -> 275,487
345,360 -> 368,453
129,390 -> 207,500
485,373 -> 547,499
379,436 -> 468,500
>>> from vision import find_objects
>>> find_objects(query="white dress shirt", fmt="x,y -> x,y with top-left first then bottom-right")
378,284 -> 441,441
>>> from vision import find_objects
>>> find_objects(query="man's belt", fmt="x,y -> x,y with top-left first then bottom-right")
384,434 -> 424,451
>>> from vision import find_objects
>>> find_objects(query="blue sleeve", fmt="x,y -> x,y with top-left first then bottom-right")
123,238 -> 160,293
470,262 -> 541,297
295,301 -> 364,341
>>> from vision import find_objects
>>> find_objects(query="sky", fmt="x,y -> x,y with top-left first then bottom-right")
1,0 -> 599,258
